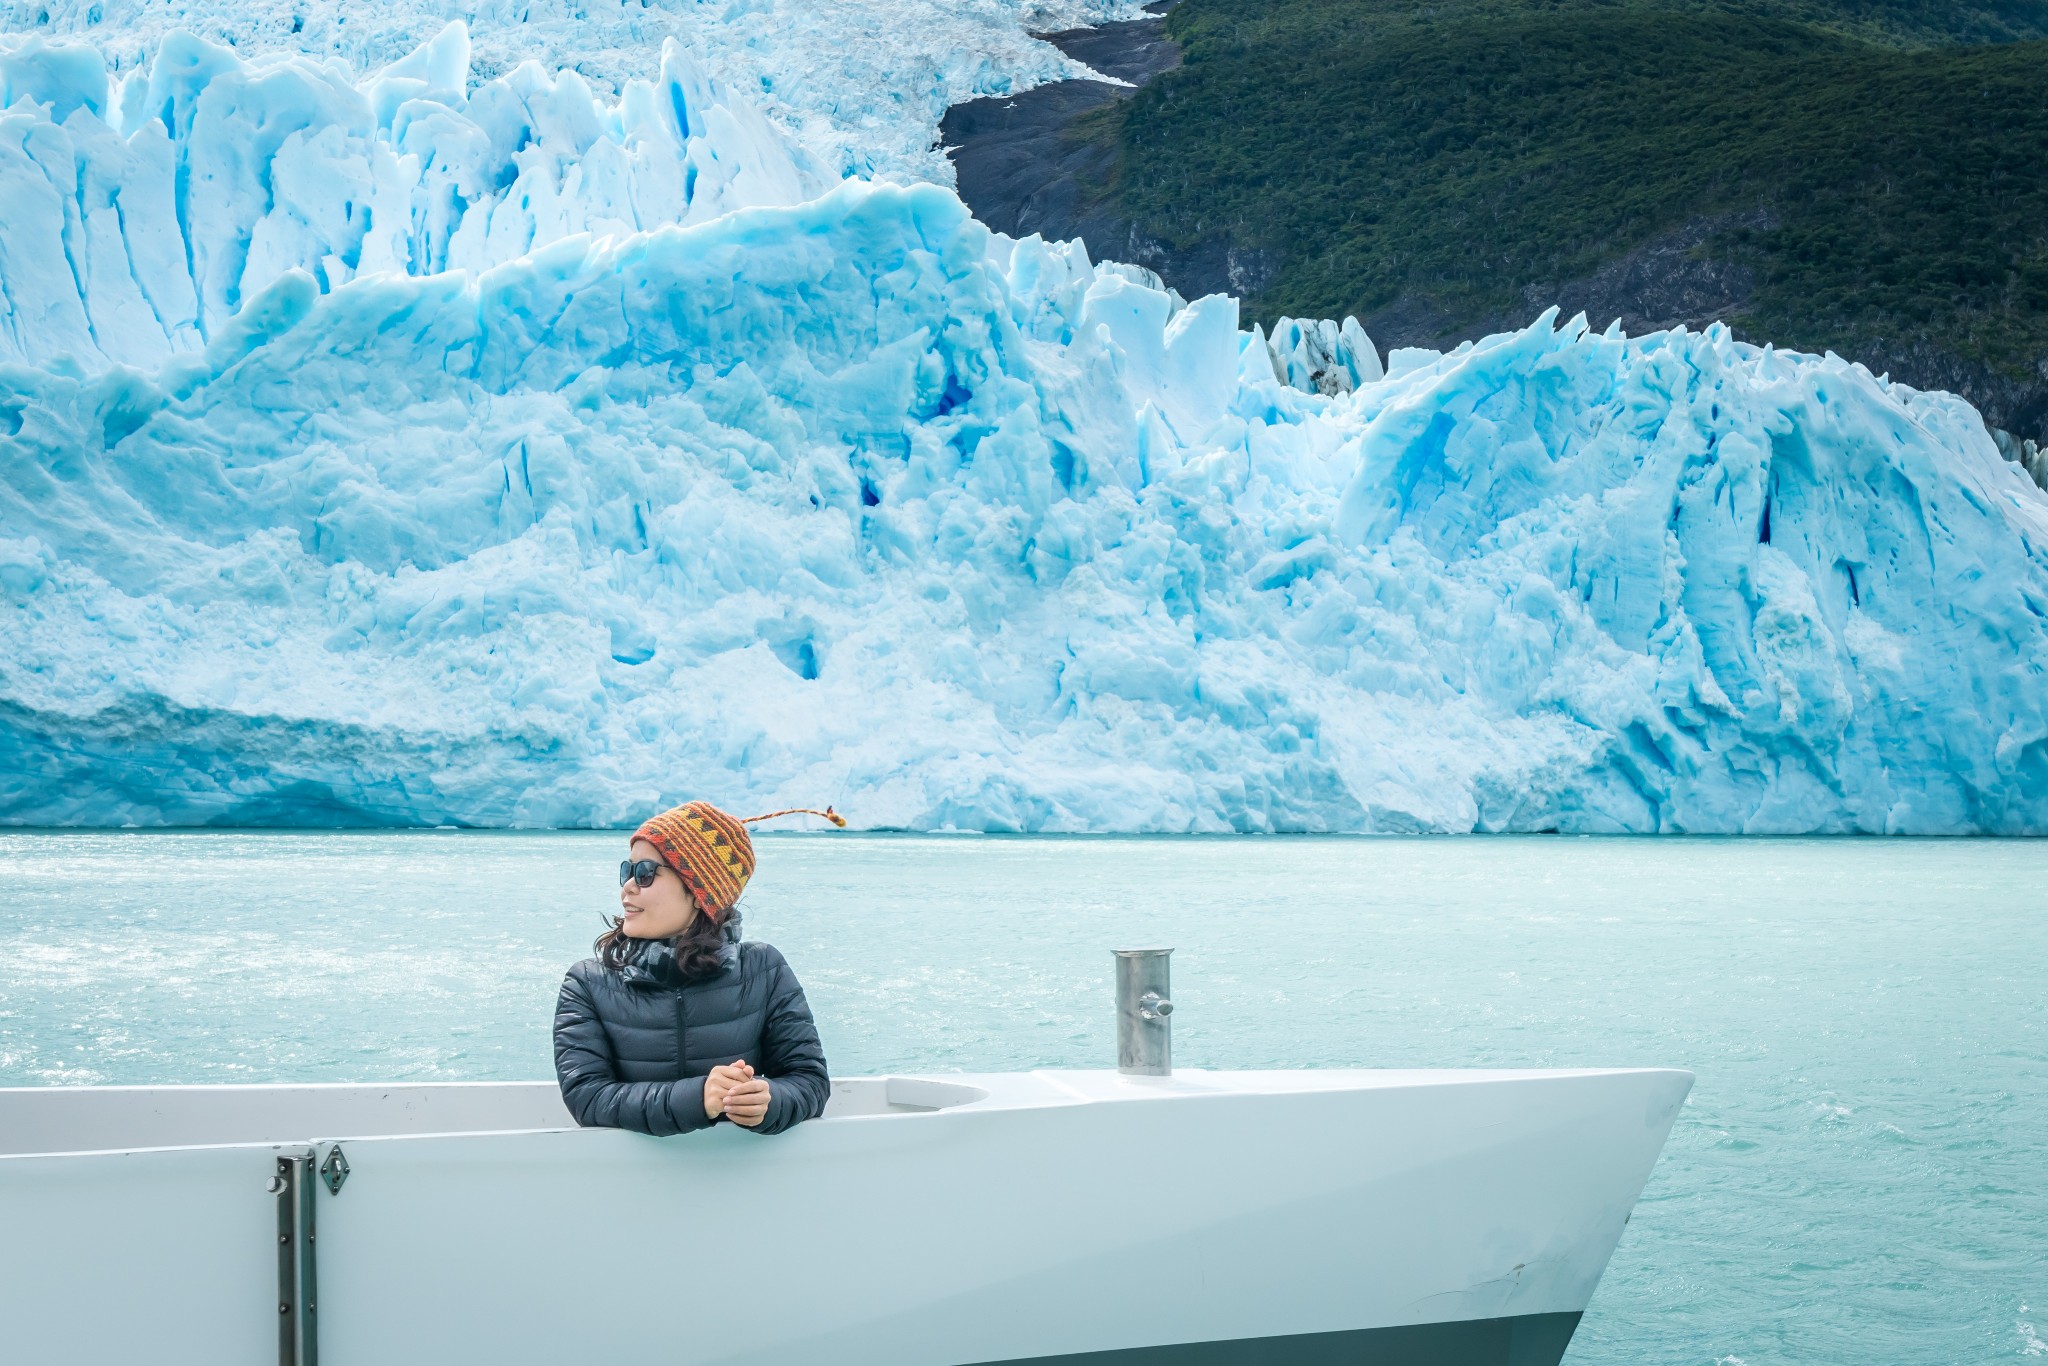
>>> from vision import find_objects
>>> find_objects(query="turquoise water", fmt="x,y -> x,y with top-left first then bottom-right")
1,832 -> 2043,1363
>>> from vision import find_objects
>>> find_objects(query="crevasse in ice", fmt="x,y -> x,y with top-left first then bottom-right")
4,29 -> 2047,833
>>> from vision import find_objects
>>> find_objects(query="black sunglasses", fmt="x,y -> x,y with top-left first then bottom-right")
619,859 -> 667,889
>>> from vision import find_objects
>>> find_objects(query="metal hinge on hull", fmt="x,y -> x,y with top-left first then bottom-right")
271,1144 -> 346,1365
271,1152 -> 319,1366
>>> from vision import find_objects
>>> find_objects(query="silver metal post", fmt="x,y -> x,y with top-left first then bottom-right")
1114,948 -> 1174,1075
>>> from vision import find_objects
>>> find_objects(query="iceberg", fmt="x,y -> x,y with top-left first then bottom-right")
4,26 -> 2048,833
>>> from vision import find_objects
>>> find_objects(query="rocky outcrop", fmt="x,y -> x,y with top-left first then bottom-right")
941,3 -> 1192,283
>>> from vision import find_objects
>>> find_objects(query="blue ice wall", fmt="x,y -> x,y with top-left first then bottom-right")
5,38 -> 2048,832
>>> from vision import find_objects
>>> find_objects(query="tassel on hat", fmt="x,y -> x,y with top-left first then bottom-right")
632,801 -> 845,919
741,806 -> 848,828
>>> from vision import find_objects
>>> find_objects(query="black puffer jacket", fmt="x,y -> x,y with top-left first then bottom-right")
552,932 -> 830,1136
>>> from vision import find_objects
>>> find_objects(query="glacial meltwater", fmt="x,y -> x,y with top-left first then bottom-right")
0,832 -> 2042,1363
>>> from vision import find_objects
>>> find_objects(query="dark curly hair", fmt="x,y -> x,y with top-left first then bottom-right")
595,902 -> 740,981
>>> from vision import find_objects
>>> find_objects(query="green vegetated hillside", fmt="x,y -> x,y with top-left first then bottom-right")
1102,0 -> 2048,439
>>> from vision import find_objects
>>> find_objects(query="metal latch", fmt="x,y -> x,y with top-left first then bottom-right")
319,1145 -> 349,1196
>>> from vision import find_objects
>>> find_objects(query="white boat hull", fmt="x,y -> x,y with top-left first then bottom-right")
0,1067 -> 1690,1365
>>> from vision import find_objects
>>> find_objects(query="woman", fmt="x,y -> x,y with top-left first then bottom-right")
552,800 -> 841,1136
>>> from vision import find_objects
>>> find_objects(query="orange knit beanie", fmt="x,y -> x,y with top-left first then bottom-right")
631,801 -> 845,919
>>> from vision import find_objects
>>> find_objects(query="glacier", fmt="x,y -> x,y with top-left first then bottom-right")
0,25 -> 822,368
5,26 -> 2048,833
0,0 -> 1139,183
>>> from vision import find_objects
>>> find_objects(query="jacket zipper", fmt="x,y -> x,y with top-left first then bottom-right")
684,983 -> 700,1081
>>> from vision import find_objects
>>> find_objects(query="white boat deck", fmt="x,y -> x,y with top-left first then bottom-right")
0,1066 -> 1677,1157
0,1067 -> 1692,1365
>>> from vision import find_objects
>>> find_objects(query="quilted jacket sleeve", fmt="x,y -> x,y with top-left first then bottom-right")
553,970 -> 713,1137
750,947 -> 831,1136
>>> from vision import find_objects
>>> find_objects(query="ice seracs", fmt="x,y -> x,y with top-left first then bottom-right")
0,24 -> 820,370
0,0 -> 1143,183
1258,316 -> 1385,396
5,165 -> 2048,833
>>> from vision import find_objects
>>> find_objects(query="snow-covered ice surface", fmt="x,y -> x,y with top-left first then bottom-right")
5,21 -> 2048,833
1,0 -> 1138,182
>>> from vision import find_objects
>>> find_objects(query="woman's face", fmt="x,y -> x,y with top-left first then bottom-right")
620,838 -> 699,939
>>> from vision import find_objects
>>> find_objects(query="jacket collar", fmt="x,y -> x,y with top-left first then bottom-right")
618,930 -> 740,988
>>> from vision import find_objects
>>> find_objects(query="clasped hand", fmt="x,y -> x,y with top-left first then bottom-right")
703,1060 -> 771,1127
